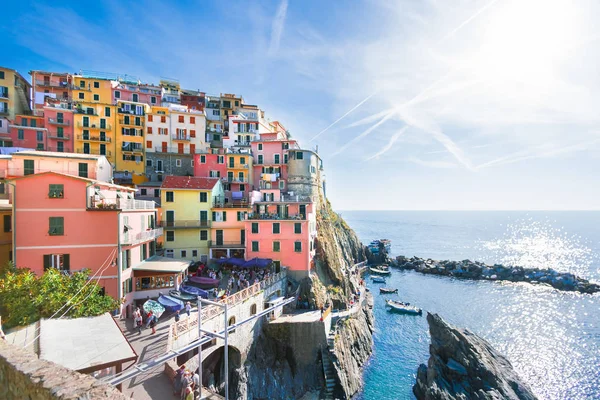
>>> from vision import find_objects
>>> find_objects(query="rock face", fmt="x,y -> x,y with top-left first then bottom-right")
394,256 -> 600,294
414,313 -> 537,400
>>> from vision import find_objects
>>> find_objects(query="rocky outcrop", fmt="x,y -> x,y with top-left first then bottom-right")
395,256 -> 600,294
414,313 -> 537,400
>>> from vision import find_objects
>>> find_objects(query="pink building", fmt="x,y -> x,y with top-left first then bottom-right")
43,105 -> 74,152
250,132 -> 299,191
8,171 -> 172,316
4,151 -> 113,181
9,114 -> 46,150
193,150 -> 227,179
112,82 -> 162,107
245,189 -> 316,280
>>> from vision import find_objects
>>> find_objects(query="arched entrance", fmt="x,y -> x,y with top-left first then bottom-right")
202,345 -> 243,399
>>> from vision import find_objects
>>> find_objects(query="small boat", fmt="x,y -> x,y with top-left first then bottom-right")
157,294 -> 184,313
371,276 -> 386,283
180,285 -> 209,299
385,299 -> 422,315
188,275 -> 220,288
379,287 -> 398,294
142,300 -> 165,319
370,267 -> 391,275
169,290 -> 197,302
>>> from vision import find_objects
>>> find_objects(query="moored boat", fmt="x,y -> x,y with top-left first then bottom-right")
169,289 -> 197,302
370,267 -> 391,275
180,284 -> 209,299
157,294 -> 184,313
385,299 -> 422,315
187,275 -> 220,288
371,276 -> 386,283
379,287 -> 398,294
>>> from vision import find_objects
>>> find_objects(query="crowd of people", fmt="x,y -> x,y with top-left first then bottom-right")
173,364 -> 200,400
226,268 -> 272,293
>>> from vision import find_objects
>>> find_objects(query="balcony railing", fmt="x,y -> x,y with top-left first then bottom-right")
47,118 -> 70,126
222,177 -> 247,183
172,134 -> 191,141
210,140 -> 223,148
153,146 -> 193,155
117,108 -> 145,116
122,147 -> 144,153
78,135 -> 111,143
207,240 -> 245,248
246,213 -> 306,221
234,141 -> 252,147
76,149 -> 112,156
119,118 -> 145,127
255,194 -> 313,203
75,109 -> 98,116
226,163 -> 249,169
122,228 -> 163,245
47,133 -> 70,140
213,198 -> 249,208
88,198 -> 157,211
159,220 -> 211,228
77,122 -> 111,130
35,80 -> 76,90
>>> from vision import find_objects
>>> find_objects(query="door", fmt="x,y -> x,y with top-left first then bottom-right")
100,144 -> 106,155
200,210 -> 208,226
299,204 -> 306,219
100,131 -> 106,141
83,116 -> 89,127
238,172 -> 244,182
166,210 -> 174,227
227,171 -> 234,182
229,157 -> 234,168
240,229 -> 245,245
157,160 -> 163,171
216,230 -> 224,246
83,143 -> 90,154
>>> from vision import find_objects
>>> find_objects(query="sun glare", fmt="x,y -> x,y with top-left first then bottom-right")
474,0 -> 580,81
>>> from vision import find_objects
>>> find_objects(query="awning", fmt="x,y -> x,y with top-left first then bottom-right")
215,257 -> 246,267
133,256 -> 190,273
232,191 -> 244,200
243,257 -> 272,268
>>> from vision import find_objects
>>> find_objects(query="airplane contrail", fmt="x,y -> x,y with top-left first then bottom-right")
309,93 -> 376,142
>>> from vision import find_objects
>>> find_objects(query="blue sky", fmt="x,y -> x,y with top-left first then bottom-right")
3,0 -> 600,210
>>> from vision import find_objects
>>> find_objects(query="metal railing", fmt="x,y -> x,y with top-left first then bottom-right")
121,147 -> 144,153
212,200 -> 250,208
117,108 -> 145,116
88,198 -> 156,210
246,213 -> 306,221
35,80 -> 76,89
159,220 -> 211,228
254,194 -> 313,203
77,122 -> 111,130
171,134 -> 191,141
171,270 -> 287,339
226,163 -> 249,169
122,228 -> 163,245
74,109 -> 98,116
47,133 -> 70,140
222,177 -> 247,183
118,118 -> 144,126
207,240 -> 245,248
77,135 -> 111,142
47,118 -> 70,126
76,149 -> 112,156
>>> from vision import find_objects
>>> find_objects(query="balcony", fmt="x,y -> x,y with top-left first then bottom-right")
0,108 -> 9,116
153,146 -> 193,155
117,108 -> 145,116
35,80 -> 76,90
246,213 -> 306,221
122,129 -> 144,138
88,198 -> 157,211
75,108 -> 99,116
159,220 -> 211,229
171,134 -> 191,141
210,140 -> 223,148
122,228 -> 163,245
207,240 -> 245,248
77,134 -> 111,143
118,118 -> 145,127
122,146 -> 144,154
48,132 -> 70,140
76,149 -> 112,156
226,163 -> 249,169
234,141 -> 252,147
222,177 -> 247,183
47,118 -> 70,126
213,198 -> 249,208
255,194 -> 313,203
77,122 -> 111,130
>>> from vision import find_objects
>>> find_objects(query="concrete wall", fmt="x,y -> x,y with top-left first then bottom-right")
0,339 -> 128,400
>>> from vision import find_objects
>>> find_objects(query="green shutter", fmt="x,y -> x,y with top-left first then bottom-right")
222,211 -> 226,222
43,255 -> 51,271
63,254 -> 70,271
212,211 -> 216,221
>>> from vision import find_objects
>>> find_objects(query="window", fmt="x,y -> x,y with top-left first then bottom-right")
200,155 -> 206,163
240,157 -> 246,165
240,184 -> 245,192
166,191 -> 174,202
200,192 -> 207,202
146,140 -> 152,149
105,107 -> 111,117
258,143 -> 263,151
274,154 -> 280,164
94,81 -> 100,88
141,188 -> 147,196
78,163 -> 88,178
297,151 -> 304,160
56,126 -> 64,137
114,91 -> 121,99
217,156 -> 224,164
133,94 -> 139,102
273,241 -> 280,252
272,223 -> 280,234
284,154 -> 288,164
57,142 -> 64,152
147,127 -> 153,134
148,114 -> 153,122
279,180 -> 285,190
178,115 -> 184,123
49,217 -> 64,236
136,275 -> 175,291
252,223 -> 259,233
294,241 -> 302,252
175,159 -> 181,167
251,241 -> 259,252
78,92 -> 84,99
17,129 -> 24,140
190,116 -> 195,124
237,211 -> 244,221
250,303 -> 257,315
161,116 -> 166,123
24,159 -> 34,175
37,131 -> 43,141
181,250 -> 187,258
212,110 -> 220,116
48,184 -> 64,198
0,71 -> 4,79
21,118 -> 29,127
257,155 -> 263,164
135,116 -> 141,126
93,94 -> 99,101
192,250 -> 198,257
294,223 -> 302,234
151,96 -> 157,104
36,143 -> 44,151
43,254 -> 70,272
200,230 -> 208,240
166,231 -> 175,241
3,215 -> 11,232
190,129 -> 196,138
79,80 -> 85,88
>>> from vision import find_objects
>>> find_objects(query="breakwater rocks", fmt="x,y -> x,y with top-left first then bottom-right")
394,256 -> 600,294
414,313 -> 537,400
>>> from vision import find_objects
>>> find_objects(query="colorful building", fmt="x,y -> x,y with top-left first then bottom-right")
43,102 -> 75,153
204,95 -> 223,148
9,114 -> 46,150
29,70 -> 74,111
160,176 -> 224,261
0,203 -> 12,266
180,89 -> 205,111
209,203 -> 249,259
224,149 -> 254,196
115,100 -> 148,177
251,128 -> 299,191
193,150 -> 227,179
112,81 -> 161,107
0,67 -> 32,125
8,171 -> 162,315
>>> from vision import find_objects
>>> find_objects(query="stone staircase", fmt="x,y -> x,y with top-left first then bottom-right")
14,81 -> 31,113
321,331 -> 338,400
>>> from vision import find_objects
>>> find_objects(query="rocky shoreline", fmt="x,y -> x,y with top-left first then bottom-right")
393,255 -> 600,294
414,313 -> 537,400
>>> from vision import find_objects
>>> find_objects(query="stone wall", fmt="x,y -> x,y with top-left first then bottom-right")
146,152 -> 194,181
0,339 -> 128,400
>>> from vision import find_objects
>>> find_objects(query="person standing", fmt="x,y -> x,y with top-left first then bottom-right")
149,313 -> 157,334
134,308 -> 143,334
185,301 -> 192,317
145,310 -> 153,328
173,365 -> 186,395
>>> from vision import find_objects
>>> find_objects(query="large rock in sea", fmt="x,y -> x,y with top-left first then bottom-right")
413,313 -> 537,400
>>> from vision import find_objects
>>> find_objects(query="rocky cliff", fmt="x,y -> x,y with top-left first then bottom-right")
414,313 -> 537,400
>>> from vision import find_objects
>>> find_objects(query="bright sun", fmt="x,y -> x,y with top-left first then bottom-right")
474,0 -> 580,82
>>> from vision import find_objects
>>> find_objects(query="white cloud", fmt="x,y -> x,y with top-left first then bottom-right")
365,126 -> 408,161
268,0 -> 289,57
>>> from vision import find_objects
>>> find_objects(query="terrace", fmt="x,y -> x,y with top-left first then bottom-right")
87,198 -> 157,211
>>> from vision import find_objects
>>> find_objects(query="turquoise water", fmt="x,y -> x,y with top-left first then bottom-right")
343,211 -> 600,400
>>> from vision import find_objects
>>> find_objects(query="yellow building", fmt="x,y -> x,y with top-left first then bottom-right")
115,100 -> 149,177
72,77 -> 116,165
160,176 -> 224,262
0,204 -> 12,269
0,66 -> 31,123
225,151 -> 253,192
209,205 -> 250,260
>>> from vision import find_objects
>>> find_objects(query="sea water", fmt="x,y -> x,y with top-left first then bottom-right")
343,211 -> 600,400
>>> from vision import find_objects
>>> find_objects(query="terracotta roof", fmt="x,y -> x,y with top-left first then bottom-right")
8,171 -> 135,191
161,176 -> 220,190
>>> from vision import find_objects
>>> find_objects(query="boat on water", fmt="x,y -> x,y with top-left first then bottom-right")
368,239 -> 392,254
385,299 -> 422,315
370,267 -> 391,275
180,284 -> 209,299
379,287 -> 398,294
187,275 -> 220,288
143,300 -> 165,318
372,276 -> 387,283
169,290 -> 197,302
157,294 -> 184,313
